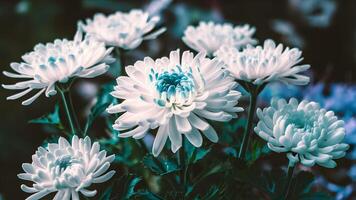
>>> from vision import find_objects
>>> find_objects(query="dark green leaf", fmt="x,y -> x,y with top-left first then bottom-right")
246,138 -> 270,164
142,154 -> 179,176
99,183 -> 114,200
104,174 -> 142,200
125,177 -> 142,199
29,103 -> 60,125
220,118 -> 246,146
185,141 -> 211,164
84,83 -> 115,134
192,162 -> 228,189
142,154 -> 163,174
199,185 -> 221,200
193,148 -> 210,163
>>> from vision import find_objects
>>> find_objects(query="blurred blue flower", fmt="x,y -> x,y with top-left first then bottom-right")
319,165 -> 356,200
289,0 -> 337,28
327,183 -> 353,200
345,117 -> 356,159
345,118 -> 356,145
324,84 -> 356,117
259,82 -> 303,103
303,82 -> 325,103
304,83 -> 356,117
271,20 -> 305,48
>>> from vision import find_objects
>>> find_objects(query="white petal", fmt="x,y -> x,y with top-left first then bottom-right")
22,88 -> 46,105
202,126 -> 218,143
152,125 -> 168,157
92,170 -> 115,183
79,189 -> 97,197
25,189 -> 53,200
175,115 -> 192,133
185,128 -> 203,147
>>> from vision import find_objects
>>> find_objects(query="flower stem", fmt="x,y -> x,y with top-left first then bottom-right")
178,137 -> 187,199
115,47 -> 126,76
283,165 -> 295,200
238,89 -> 258,160
58,88 -> 78,136
68,91 -> 81,133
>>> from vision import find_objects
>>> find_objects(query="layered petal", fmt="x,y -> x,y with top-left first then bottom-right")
255,98 -> 349,168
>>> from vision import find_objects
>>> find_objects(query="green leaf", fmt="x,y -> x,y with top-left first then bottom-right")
99,183 -> 114,200
185,141 -> 211,165
29,103 -> 60,125
142,154 -> 163,174
192,162 -> 228,189
101,174 -> 142,200
142,154 -> 179,176
220,118 -> 246,146
125,177 -> 142,199
193,148 -> 210,163
84,83 -> 115,134
199,185 -> 221,200
246,138 -> 270,164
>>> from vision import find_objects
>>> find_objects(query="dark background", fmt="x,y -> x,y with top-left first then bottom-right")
0,0 -> 355,199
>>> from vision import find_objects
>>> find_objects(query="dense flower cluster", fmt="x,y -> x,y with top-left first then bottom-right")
2,6 -> 352,200
18,136 -> 115,200
255,98 -> 349,168
80,9 -> 166,49
107,49 -> 243,156
2,30 -> 114,105
182,21 -> 256,56
215,39 -> 310,86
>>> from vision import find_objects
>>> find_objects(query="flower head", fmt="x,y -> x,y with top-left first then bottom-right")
2,30 -> 114,105
107,49 -> 243,156
18,136 -> 116,200
182,21 -> 256,56
215,39 -> 310,86
80,9 -> 166,49
255,98 -> 349,168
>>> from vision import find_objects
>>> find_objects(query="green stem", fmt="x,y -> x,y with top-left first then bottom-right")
238,89 -> 258,160
283,165 -> 295,200
115,47 -> 126,76
178,138 -> 187,198
58,88 -> 76,136
68,91 -> 81,134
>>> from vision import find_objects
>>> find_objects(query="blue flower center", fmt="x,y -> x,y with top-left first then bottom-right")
48,56 -> 57,64
286,111 -> 314,131
54,155 -> 73,171
149,66 -> 195,106
156,72 -> 192,93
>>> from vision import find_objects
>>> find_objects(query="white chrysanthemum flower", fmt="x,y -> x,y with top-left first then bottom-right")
18,136 -> 116,200
182,21 -> 256,56
107,49 -> 243,156
80,9 -> 166,49
215,39 -> 310,86
2,30 -> 114,105
255,98 -> 349,168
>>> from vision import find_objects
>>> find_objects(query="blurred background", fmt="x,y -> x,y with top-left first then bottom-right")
0,0 -> 355,199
